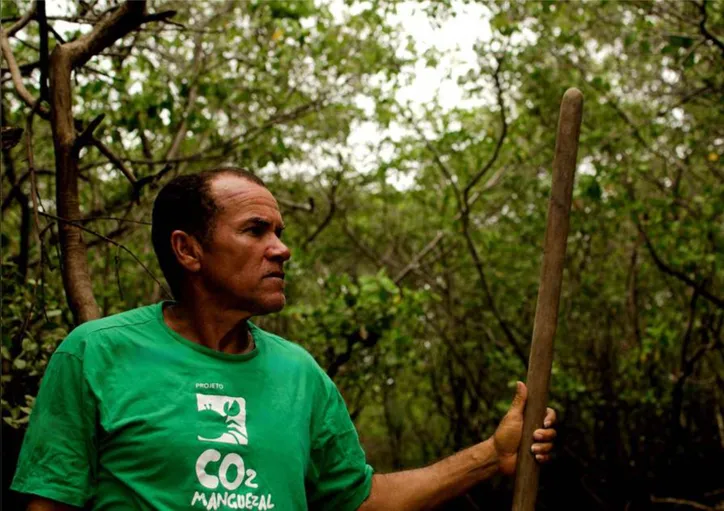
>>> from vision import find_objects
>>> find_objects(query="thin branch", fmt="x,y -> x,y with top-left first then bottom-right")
6,1 -> 36,37
0,60 -> 39,76
567,56 -> 691,179
14,36 -> 39,51
1,169 -> 53,212
10,276 -> 42,359
0,27 -> 49,116
655,85 -> 712,117
74,114 -> 105,152
637,220 -> 723,309
460,213 -> 528,367
26,100 -> 44,251
80,216 -> 151,226
37,0 -> 49,100
463,58 -> 508,201
120,96 -> 329,171
47,23 -> 67,44
342,218 -> 387,269
94,3 -> 121,20
121,153 -> 211,165
90,136 -> 137,184
277,196 -> 314,212
164,29 -> 205,160
678,291 -> 700,380
302,168 -> 343,249
114,246 -> 124,301
394,231 -> 445,284
651,495 -> 716,511
142,10 -> 177,24
407,109 -> 463,211
38,211 -> 171,298
697,0 -> 724,57
302,199 -> 336,249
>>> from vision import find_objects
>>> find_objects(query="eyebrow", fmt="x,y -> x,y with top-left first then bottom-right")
242,217 -> 285,230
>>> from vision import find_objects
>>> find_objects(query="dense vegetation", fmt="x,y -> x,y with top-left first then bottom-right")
2,1 -> 722,509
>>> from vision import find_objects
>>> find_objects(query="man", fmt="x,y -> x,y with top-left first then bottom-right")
12,167 -> 557,510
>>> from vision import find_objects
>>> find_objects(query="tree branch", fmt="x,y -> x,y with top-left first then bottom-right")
637,220 -> 723,309
74,114 -> 105,151
36,0 -> 49,101
460,211 -> 528,367
26,100 -> 45,252
90,135 -> 137,184
142,10 -> 177,24
302,198 -> 336,249
342,217 -> 388,269
394,231 -> 445,284
65,2 -> 146,69
0,60 -> 39,77
650,495 -> 716,511
164,30 -> 204,160
0,27 -> 49,116
39,211 -> 171,298
302,167 -> 342,249
408,109 -> 463,212
697,0 -> 724,57
463,58 -> 508,201
277,196 -> 314,212
6,1 -> 36,37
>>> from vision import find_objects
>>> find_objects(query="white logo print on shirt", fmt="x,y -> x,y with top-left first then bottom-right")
196,394 -> 248,445
191,393 -> 276,509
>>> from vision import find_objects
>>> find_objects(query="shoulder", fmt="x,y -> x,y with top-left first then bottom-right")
250,323 -> 334,383
251,323 -> 318,365
56,303 -> 159,359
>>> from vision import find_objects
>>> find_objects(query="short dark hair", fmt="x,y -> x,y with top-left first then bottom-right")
151,167 -> 267,299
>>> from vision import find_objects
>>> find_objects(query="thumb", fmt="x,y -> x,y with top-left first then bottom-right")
510,381 -> 527,413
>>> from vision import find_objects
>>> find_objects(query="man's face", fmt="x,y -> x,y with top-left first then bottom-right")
196,174 -> 291,315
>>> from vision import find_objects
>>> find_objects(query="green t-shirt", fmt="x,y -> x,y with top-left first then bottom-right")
12,302 -> 373,510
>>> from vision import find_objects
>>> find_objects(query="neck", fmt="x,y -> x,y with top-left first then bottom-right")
163,293 -> 255,355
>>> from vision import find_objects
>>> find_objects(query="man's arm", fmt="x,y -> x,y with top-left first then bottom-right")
358,382 -> 557,511
27,498 -> 78,511
359,438 -> 499,511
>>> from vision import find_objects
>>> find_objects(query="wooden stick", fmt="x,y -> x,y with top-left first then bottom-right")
511,88 -> 583,511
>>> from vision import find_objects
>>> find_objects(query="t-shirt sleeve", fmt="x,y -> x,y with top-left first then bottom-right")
306,377 -> 374,511
11,351 -> 98,507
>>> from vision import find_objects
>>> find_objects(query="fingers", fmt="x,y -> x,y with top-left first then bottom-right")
531,408 -> 557,464
531,442 -> 554,463
533,427 -> 557,442
531,442 -> 554,455
544,407 -> 557,428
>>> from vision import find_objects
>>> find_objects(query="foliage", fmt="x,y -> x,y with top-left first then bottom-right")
2,0 -> 723,509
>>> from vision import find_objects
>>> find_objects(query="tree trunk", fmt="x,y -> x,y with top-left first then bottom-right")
50,46 -> 100,323
46,1 -> 173,323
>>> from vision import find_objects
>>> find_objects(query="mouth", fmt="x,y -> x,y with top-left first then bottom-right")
265,272 -> 285,280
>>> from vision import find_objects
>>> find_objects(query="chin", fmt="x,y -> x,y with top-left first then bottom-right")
252,295 -> 286,316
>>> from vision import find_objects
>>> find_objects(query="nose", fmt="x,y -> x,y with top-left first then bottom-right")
268,236 -> 291,263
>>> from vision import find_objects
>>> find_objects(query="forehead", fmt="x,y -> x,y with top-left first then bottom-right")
209,175 -> 281,223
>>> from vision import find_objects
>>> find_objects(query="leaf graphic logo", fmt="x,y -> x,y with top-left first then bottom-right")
196,394 -> 248,445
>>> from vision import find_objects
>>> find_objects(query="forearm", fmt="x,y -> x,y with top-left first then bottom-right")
358,438 -> 500,511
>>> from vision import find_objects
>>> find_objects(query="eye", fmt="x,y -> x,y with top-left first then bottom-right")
276,229 -> 284,240
248,226 -> 265,236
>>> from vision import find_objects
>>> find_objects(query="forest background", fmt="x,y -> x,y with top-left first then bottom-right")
1,0 -> 722,509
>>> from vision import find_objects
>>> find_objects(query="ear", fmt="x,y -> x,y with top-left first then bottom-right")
170,230 -> 203,273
